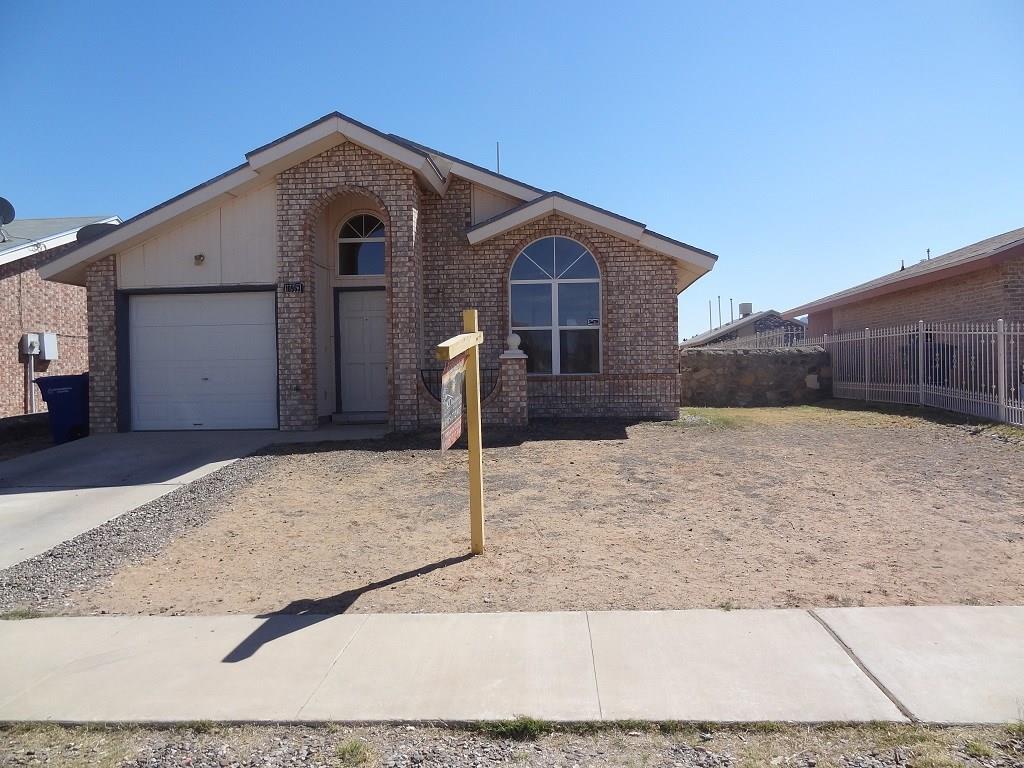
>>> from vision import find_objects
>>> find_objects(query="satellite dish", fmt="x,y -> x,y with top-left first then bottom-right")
76,222 -> 120,243
0,198 -> 14,225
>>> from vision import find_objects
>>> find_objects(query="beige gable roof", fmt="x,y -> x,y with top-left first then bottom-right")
40,112 -> 718,290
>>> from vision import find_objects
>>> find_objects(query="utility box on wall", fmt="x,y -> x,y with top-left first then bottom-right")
39,332 -> 59,361
20,333 -> 40,356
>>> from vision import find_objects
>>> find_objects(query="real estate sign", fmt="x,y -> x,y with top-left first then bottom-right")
440,351 -> 467,452
436,310 -> 486,554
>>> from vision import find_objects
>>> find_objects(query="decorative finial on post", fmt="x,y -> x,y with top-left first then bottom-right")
501,332 -> 526,359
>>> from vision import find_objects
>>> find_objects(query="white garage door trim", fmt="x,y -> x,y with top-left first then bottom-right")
128,291 -> 278,430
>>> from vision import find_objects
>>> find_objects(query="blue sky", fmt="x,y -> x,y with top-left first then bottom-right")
5,1 -> 1023,338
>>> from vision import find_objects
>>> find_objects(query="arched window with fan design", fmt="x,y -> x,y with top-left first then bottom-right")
337,213 -> 385,276
509,236 -> 601,374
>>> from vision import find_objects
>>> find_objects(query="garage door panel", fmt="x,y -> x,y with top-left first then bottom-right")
131,293 -> 274,326
132,326 -> 274,365
133,362 -> 276,399
129,292 -> 278,430
132,399 -> 278,431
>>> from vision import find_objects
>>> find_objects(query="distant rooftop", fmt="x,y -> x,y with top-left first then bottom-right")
0,216 -> 120,267
680,309 -> 805,348
786,225 -> 1024,316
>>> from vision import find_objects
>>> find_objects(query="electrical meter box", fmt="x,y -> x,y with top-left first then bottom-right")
21,333 -> 40,355
39,332 -> 59,361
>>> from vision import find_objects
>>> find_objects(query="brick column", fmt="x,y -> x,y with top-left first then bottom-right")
275,182 -> 318,431
389,195 -> 423,432
85,256 -> 118,433
499,341 -> 528,427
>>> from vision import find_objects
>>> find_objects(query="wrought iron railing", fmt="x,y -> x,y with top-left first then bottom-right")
420,367 -> 500,402
698,320 -> 1023,426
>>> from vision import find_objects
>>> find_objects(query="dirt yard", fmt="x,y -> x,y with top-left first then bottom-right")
72,403 -> 1024,616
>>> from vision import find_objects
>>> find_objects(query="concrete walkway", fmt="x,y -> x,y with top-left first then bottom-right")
0,425 -> 386,569
1,606 -> 1020,724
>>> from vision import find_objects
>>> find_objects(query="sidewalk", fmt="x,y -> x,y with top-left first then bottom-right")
0,607 -> 1020,724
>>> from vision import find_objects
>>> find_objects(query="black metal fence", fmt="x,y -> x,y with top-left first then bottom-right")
420,367 -> 500,402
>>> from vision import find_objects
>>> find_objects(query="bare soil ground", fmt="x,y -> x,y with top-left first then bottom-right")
2,721 -> 1022,768
72,403 -> 1024,616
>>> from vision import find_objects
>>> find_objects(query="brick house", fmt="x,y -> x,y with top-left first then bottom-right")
787,226 -> 1024,335
1,217 -> 119,418
41,113 -> 718,432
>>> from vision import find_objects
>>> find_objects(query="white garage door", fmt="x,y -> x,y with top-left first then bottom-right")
129,292 -> 278,430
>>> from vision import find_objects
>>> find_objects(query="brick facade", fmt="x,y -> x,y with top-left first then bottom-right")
811,255 -> 1024,332
277,148 -> 681,430
276,142 -> 422,431
0,245 -> 89,419
423,187 -> 680,421
85,256 -> 118,433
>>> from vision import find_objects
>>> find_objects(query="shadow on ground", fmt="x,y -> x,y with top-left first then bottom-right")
252,417 -> 641,459
222,554 -> 474,662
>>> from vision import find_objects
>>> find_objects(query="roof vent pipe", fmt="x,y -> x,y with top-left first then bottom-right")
738,302 -> 753,318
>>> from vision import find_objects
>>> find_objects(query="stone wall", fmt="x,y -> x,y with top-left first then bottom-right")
679,347 -> 831,407
0,244 -> 89,418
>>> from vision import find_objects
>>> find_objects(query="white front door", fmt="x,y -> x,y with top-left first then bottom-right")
336,290 -> 387,413
129,292 -> 278,430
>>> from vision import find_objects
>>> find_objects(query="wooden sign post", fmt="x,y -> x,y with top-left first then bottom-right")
436,309 -> 486,554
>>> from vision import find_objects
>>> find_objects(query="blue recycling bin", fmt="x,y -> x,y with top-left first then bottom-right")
34,373 -> 90,444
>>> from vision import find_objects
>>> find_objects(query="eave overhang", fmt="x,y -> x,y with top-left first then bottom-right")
466,191 -> 718,292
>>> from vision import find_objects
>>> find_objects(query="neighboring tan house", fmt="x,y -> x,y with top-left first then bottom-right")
679,306 -> 805,348
787,226 -> 1024,335
40,112 -> 718,433
0,216 -> 119,418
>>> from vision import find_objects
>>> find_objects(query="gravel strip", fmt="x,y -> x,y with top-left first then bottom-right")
0,452 -> 280,614
2,725 -> 1021,768
0,726 -> 742,768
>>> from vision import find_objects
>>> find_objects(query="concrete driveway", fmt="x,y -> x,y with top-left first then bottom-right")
0,425 -> 386,570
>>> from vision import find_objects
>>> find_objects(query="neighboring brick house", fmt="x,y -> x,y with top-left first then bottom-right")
40,113 -> 718,433
787,226 -> 1024,335
0,217 -> 119,419
679,306 -> 806,348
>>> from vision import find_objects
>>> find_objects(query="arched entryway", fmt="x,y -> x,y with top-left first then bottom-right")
309,191 -> 391,423
276,143 -> 424,433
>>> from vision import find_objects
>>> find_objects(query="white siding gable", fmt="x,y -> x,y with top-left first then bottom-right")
471,184 -> 520,226
118,183 -> 277,288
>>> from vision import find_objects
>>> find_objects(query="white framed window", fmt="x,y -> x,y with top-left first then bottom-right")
509,236 -> 601,374
338,214 -> 385,276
